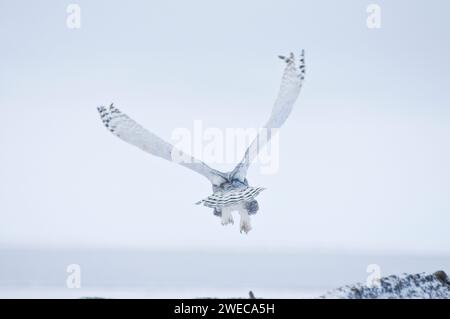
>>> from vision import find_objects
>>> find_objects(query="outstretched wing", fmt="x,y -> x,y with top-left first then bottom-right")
231,51 -> 306,181
97,104 -> 227,186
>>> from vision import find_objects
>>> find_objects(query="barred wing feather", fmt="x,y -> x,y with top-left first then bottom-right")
97,104 -> 227,186
231,51 -> 305,181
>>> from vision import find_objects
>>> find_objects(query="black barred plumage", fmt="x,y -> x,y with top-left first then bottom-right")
97,104 -> 126,133
96,51 -> 305,234
196,187 -> 265,208
299,49 -> 306,80
278,50 -> 305,81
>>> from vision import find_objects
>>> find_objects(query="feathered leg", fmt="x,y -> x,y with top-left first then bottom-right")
238,207 -> 252,234
221,207 -> 234,226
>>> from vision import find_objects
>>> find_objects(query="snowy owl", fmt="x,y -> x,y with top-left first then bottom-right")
97,51 -> 305,233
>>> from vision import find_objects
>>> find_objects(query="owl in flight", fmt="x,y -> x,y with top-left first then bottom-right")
97,51 -> 305,234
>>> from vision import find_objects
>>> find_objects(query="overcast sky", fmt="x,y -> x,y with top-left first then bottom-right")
0,0 -> 449,254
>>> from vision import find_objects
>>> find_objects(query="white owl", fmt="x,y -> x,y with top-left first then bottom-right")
97,51 -> 305,233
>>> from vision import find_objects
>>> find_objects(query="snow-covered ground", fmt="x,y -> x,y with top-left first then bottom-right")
1,249 -> 449,299
322,271 -> 450,299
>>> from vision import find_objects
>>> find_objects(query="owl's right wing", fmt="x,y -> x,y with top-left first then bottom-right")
97,104 -> 227,186
230,51 -> 306,181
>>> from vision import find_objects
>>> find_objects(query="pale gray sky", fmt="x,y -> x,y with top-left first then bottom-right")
0,0 -> 449,254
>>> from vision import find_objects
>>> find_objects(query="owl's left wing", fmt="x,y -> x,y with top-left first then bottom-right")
231,51 -> 306,181
97,104 -> 227,186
